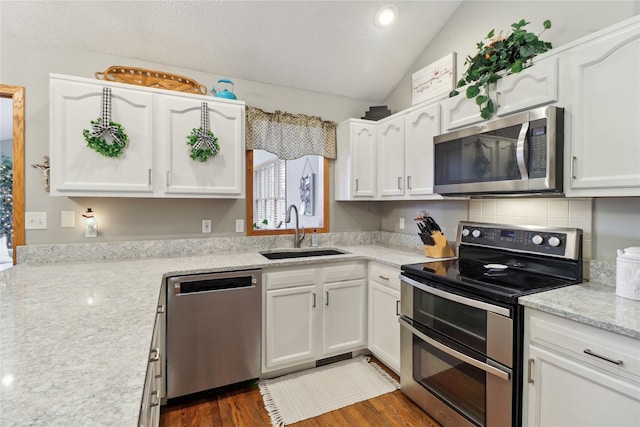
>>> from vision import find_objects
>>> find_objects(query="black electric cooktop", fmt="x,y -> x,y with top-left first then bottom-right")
401,257 -> 578,304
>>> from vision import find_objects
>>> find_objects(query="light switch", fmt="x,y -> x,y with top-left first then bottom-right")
399,217 -> 405,230
235,219 -> 244,233
25,212 -> 47,229
61,211 -> 75,228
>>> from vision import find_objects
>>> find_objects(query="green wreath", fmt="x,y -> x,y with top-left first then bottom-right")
82,118 -> 129,158
187,128 -> 220,162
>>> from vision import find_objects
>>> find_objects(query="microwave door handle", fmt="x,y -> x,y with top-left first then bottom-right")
516,122 -> 530,179
399,317 -> 511,381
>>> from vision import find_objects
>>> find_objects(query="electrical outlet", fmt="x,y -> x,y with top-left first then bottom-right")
25,212 -> 48,229
399,217 -> 405,230
235,219 -> 244,233
202,219 -> 212,233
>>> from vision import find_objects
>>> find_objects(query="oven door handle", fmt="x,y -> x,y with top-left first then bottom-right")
399,317 -> 511,381
400,274 -> 511,317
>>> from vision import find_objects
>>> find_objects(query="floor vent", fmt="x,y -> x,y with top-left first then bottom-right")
316,352 -> 352,367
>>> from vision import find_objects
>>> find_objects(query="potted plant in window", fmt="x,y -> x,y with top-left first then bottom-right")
450,19 -> 552,120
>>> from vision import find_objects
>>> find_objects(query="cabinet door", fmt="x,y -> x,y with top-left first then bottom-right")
526,345 -> 640,427
265,285 -> 318,369
50,78 -> 154,196
377,116 -> 405,197
404,104 -> 440,197
441,90 -> 484,131
157,95 -> 245,197
352,123 -> 377,198
368,281 -> 400,374
496,57 -> 558,117
567,22 -> 640,196
322,279 -> 366,355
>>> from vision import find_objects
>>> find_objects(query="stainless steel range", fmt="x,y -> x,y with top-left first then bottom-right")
399,221 -> 583,427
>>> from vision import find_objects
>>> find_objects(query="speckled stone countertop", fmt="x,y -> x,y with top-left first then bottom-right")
519,260 -> 640,340
0,243 -> 430,426
3,235 -> 639,426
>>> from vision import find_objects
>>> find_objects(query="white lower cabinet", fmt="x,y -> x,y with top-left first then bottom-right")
523,308 -> 640,427
139,284 -> 166,427
367,262 -> 400,374
263,262 -> 366,372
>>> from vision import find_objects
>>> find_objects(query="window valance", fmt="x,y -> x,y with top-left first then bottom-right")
246,106 -> 337,160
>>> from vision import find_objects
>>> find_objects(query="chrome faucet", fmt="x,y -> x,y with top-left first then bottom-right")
285,204 -> 305,248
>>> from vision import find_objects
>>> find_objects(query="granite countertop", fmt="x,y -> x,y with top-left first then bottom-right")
519,281 -> 640,340
2,241 -> 639,426
0,244 -> 428,426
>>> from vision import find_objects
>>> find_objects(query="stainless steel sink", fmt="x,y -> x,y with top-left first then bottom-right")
260,248 -> 347,260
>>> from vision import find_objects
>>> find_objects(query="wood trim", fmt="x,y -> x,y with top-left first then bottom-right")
0,84 -> 25,264
246,151 -> 330,237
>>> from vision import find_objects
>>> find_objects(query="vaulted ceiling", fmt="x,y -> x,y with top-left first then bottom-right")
0,1 -> 462,102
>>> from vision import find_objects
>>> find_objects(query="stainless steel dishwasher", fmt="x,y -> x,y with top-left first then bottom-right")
166,269 -> 261,399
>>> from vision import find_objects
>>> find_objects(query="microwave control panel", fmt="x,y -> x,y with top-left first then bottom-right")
528,117 -> 548,179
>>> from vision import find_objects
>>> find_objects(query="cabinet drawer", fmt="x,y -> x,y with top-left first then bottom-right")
322,262 -> 365,283
265,268 -> 317,290
529,310 -> 640,380
369,263 -> 400,291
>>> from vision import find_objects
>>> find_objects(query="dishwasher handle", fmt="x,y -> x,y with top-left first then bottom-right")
170,270 -> 260,295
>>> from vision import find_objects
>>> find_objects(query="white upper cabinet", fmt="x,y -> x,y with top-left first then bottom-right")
496,57 -> 558,117
404,103 -> 441,197
50,76 -> 154,196
565,17 -> 640,196
335,119 -> 377,200
50,74 -> 245,198
441,56 -> 559,131
157,95 -> 245,197
377,115 -> 405,198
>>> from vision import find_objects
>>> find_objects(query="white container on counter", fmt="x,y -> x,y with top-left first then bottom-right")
616,246 -> 640,301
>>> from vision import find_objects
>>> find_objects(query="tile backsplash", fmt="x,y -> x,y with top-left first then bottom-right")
469,198 -> 593,278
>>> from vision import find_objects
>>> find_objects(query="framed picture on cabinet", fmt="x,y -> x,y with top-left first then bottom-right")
411,52 -> 456,105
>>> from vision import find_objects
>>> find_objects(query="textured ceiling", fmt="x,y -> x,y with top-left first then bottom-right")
0,1 -> 462,102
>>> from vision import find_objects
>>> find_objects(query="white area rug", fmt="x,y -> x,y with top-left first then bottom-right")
258,356 -> 400,426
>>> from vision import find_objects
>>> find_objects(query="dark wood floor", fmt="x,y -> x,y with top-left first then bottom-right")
160,357 -> 440,427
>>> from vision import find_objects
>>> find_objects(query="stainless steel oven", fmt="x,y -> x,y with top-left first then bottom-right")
400,222 -> 582,427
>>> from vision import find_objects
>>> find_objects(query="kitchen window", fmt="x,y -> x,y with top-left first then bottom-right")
245,107 -> 335,236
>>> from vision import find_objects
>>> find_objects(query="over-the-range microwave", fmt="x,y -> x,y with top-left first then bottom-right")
434,105 -> 564,196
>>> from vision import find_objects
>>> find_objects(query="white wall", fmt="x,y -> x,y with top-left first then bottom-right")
0,37 -> 381,244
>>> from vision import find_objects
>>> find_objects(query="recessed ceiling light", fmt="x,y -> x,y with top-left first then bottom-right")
375,4 -> 398,27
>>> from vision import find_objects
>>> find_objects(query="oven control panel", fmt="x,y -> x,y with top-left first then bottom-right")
458,222 -> 582,259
